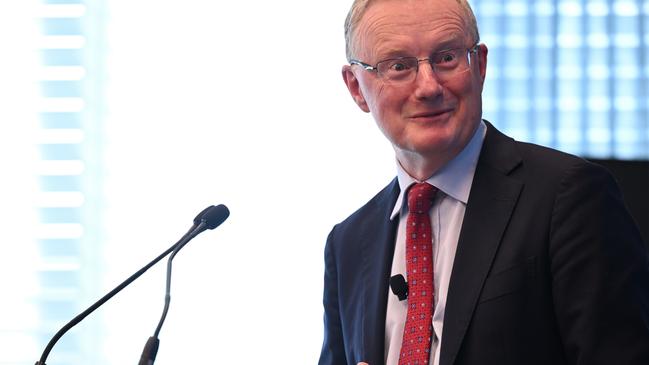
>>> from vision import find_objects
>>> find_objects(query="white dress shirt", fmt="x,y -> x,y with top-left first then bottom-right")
384,121 -> 486,365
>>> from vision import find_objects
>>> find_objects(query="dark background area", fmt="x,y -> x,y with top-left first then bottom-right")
589,159 -> 649,249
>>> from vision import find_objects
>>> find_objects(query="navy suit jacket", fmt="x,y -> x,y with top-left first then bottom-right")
319,122 -> 649,365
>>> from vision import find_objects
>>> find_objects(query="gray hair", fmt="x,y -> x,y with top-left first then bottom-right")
344,0 -> 480,60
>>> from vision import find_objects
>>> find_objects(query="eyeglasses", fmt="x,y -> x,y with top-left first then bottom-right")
349,44 -> 480,85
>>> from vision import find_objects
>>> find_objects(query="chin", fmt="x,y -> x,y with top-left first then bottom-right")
408,133 -> 467,157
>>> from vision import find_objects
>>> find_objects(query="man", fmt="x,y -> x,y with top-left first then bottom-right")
318,0 -> 649,364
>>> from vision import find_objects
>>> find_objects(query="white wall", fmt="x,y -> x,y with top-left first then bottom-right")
101,1 -> 394,363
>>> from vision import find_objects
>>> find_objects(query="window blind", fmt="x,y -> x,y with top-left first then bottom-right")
0,1 -> 105,364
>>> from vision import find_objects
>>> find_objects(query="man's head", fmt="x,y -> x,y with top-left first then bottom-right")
342,0 -> 488,180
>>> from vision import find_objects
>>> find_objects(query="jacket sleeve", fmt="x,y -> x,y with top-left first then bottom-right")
549,160 -> 649,364
318,227 -> 348,365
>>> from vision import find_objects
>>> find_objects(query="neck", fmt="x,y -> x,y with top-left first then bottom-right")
395,121 -> 483,181
395,149 -> 453,181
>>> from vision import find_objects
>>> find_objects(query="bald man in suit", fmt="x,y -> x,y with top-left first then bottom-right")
318,0 -> 649,364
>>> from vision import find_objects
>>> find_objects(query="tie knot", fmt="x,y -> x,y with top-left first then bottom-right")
407,182 -> 437,214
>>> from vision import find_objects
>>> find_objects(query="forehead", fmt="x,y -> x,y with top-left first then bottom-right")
355,0 -> 470,60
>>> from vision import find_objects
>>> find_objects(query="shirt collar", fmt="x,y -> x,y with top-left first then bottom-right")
390,120 -> 487,220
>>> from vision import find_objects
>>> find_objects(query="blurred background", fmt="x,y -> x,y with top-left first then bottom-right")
0,0 -> 647,364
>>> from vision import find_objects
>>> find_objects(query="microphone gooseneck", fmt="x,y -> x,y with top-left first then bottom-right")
154,204 -> 230,337
35,205 -> 227,365
138,204 -> 230,365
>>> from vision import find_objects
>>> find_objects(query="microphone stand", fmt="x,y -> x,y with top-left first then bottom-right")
34,227 -> 197,365
35,204 -> 228,365
138,221 -> 208,365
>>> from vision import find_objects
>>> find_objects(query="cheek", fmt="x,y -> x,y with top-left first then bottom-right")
371,89 -> 405,137
373,84 -> 408,122
452,78 -> 481,114
366,82 -> 387,111
453,74 -> 475,96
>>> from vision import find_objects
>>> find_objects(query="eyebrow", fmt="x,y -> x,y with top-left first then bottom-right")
372,36 -> 469,61
430,37 -> 467,52
372,44 -> 411,61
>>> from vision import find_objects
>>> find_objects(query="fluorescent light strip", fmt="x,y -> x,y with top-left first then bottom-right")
614,34 -> 640,48
534,2 -> 555,16
586,3 -> 609,16
35,192 -> 85,207
38,160 -> 85,176
556,66 -> 583,79
558,2 -> 583,16
615,97 -> 639,110
587,34 -> 610,48
39,288 -> 82,300
39,35 -> 86,49
37,129 -> 85,144
587,65 -> 610,79
613,2 -> 639,16
504,2 -> 528,16
557,98 -> 581,111
587,97 -> 611,111
35,223 -> 84,239
37,4 -> 86,18
39,97 -> 85,113
557,34 -> 582,48
39,66 -> 86,81
37,257 -> 83,271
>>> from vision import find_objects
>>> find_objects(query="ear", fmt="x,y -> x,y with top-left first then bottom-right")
476,44 -> 488,86
342,65 -> 370,113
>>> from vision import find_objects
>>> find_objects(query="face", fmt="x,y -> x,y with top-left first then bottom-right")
343,0 -> 488,175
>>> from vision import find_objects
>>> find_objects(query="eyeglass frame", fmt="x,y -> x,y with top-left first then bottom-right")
348,43 -> 481,84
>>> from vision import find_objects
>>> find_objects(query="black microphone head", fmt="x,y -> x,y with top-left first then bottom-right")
200,204 -> 230,229
193,205 -> 215,226
389,274 -> 408,301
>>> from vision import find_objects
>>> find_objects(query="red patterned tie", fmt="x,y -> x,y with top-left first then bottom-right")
399,182 -> 437,365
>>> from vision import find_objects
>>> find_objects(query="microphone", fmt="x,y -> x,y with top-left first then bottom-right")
138,204 -> 229,365
35,204 -> 229,365
390,274 -> 408,301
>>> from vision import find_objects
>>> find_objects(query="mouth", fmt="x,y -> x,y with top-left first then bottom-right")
409,109 -> 453,120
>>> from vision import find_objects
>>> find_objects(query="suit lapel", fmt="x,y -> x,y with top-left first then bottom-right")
440,122 -> 523,365
359,179 -> 400,365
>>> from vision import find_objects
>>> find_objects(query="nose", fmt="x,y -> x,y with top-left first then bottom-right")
413,60 -> 443,99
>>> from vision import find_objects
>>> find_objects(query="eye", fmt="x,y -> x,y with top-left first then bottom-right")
376,58 -> 417,80
435,51 -> 457,64
387,60 -> 413,72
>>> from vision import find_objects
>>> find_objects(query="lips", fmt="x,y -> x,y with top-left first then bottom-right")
410,109 -> 453,119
